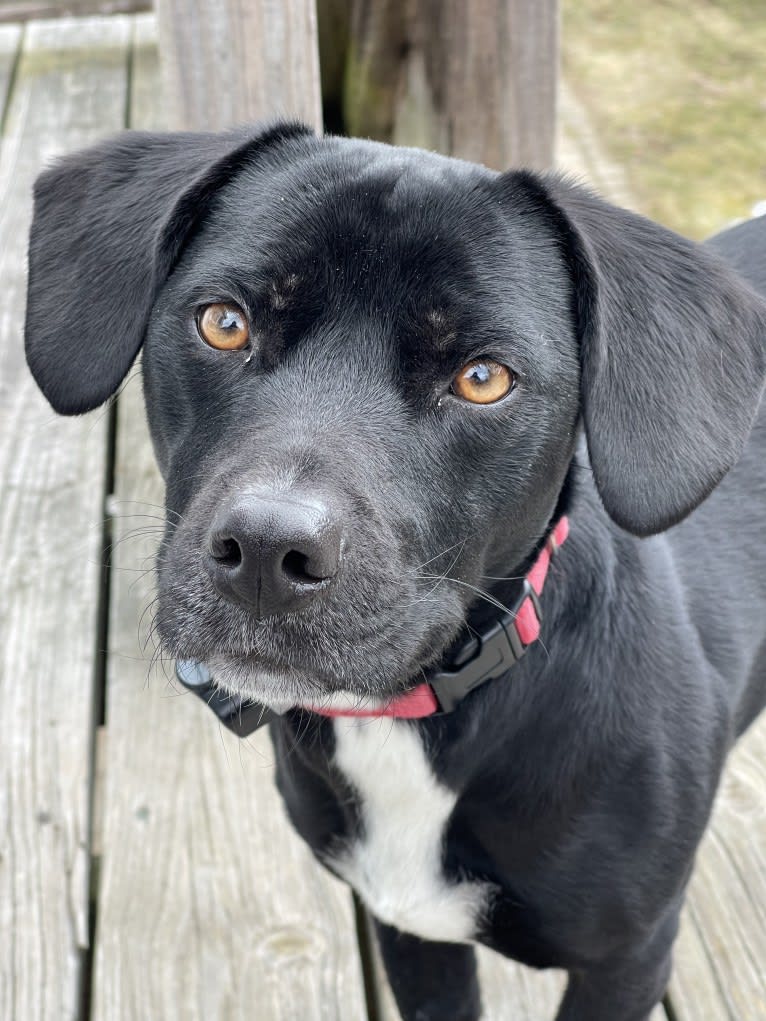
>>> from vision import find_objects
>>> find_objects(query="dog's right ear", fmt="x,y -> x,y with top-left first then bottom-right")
25,122 -> 313,415
500,171 -> 766,536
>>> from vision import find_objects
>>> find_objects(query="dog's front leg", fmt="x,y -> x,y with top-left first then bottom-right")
554,912 -> 678,1021
373,918 -> 481,1021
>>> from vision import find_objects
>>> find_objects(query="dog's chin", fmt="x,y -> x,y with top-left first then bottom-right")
204,652 -> 397,714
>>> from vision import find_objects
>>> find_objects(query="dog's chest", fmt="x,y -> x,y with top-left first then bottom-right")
329,719 -> 488,943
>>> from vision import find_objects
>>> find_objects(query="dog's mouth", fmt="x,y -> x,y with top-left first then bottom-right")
204,650 -> 351,707
199,633 -> 451,713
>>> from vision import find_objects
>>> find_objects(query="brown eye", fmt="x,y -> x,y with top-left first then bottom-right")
197,302 -> 250,350
451,359 -> 515,404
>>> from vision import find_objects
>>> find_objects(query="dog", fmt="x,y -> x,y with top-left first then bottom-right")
25,122 -> 766,1021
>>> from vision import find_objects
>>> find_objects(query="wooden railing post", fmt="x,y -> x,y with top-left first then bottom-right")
155,0 -> 323,132
341,0 -> 559,170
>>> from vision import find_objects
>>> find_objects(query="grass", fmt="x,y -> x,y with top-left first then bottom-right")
562,0 -> 766,238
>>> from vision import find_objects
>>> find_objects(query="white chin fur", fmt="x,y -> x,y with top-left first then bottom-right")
205,655 -> 386,714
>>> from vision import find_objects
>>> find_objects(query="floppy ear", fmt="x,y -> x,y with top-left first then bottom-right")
25,121 -> 312,415
509,173 -> 766,536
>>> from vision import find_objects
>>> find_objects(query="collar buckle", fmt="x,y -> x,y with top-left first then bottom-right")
428,578 -> 540,714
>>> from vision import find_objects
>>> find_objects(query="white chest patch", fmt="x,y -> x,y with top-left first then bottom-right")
330,719 -> 489,943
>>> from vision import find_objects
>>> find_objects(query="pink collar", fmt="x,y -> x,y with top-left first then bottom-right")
311,516 -> 570,721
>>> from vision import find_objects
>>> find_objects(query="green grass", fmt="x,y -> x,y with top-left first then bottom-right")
562,0 -> 766,238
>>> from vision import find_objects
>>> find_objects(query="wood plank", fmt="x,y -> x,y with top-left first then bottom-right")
91,16 -> 369,1020
670,713 -> 766,1020
154,0 -> 322,131
0,0 -> 148,23
93,329 -> 370,1020
0,16 -> 131,1021
0,22 -> 21,101
343,0 -> 559,171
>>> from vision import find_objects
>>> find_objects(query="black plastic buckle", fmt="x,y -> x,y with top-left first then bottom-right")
427,579 -> 541,714
175,659 -> 276,737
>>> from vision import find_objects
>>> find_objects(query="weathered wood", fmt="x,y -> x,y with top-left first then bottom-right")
670,714 -> 766,1020
0,16 -> 131,1021
342,0 -> 559,170
0,22 -> 20,94
90,15 -> 369,1020
0,0 -> 148,23
476,958 -> 665,1021
154,0 -> 322,132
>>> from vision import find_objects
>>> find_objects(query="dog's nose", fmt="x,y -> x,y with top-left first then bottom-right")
205,492 -> 343,617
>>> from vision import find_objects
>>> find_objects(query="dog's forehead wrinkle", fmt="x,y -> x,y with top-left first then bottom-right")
224,144 -> 497,264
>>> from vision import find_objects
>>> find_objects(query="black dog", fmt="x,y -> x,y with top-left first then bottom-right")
25,123 -> 766,1021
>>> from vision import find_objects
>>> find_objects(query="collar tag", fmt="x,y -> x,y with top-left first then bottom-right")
175,659 -> 277,737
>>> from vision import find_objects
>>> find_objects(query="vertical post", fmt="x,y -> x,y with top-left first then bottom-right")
155,0 -> 323,132
343,0 -> 559,170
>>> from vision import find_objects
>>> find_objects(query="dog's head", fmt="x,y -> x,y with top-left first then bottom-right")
25,123 -> 766,707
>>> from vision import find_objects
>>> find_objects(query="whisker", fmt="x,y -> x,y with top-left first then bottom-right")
413,538 -> 468,604
111,500 -> 185,524
417,574 -> 515,617
412,536 -> 471,572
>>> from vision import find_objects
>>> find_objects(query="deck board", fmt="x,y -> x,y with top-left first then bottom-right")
90,16 -> 369,1020
0,23 -> 21,108
0,16 -> 131,1021
671,718 -> 766,1020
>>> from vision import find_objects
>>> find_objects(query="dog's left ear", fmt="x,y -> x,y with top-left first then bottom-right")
506,173 -> 766,536
25,121 -> 313,415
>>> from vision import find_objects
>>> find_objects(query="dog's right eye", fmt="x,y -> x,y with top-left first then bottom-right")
451,359 -> 515,404
196,303 -> 250,350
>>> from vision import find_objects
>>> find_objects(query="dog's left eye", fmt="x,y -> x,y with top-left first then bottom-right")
451,359 -> 515,404
196,302 -> 250,350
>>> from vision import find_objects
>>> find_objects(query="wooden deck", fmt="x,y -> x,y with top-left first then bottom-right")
0,15 -> 765,1020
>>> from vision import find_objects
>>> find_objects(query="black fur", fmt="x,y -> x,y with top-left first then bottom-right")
25,123 -> 766,1021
